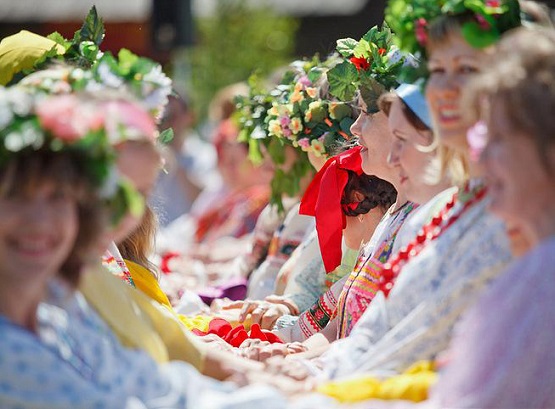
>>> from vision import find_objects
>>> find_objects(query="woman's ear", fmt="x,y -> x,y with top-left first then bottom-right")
352,190 -> 365,203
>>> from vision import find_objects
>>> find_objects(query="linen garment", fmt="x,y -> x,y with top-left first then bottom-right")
430,235 -> 555,408
247,203 -> 314,299
276,230 -> 356,314
275,201 -> 416,342
0,282 -> 285,409
292,237 -> 555,409
320,192 -> 512,379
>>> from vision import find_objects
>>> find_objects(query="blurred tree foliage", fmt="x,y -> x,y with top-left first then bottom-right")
186,0 -> 298,123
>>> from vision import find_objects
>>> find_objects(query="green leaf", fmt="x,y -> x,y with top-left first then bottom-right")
307,66 -> 324,83
361,26 -> 379,43
117,48 -> 140,74
310,122 -> 329,137
359,77 -> 387,113
336,37 -> 358,57
122,180 -> 146,218
270,169 -> 286,210
74,6 -> 105,46
461,21 -> 499,48
268,137 -> 285,164
248,138 -> 264,165
329,102 -> 351,121
339,117 -> 355,134
327,61 -> 359,102
158,128 -> 174,144
47,32 -> 71,50
237,128 -> 250,143
353,39 -> 372,59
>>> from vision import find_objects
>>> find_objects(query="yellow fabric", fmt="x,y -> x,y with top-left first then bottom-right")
124,259 -> 172,309
123,259 -> 213,332
0,30 -> 65,85
317,361 -> 438,403
178,315 -> 213,332
80,265 -> 206,371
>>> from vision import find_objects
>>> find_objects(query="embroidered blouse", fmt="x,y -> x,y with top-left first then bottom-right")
320,187 -> 512,379
275,201 -> 417,342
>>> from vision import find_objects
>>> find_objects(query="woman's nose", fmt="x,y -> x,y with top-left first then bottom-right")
350,113 -> 363,136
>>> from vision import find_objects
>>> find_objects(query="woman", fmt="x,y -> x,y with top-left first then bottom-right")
0,86 -> 288,408
333,84 -> 455,340
307,25 -> 555,409
426,26 -> 555,409
0,88 -> 145,405
247,84 -> 452,368
310,0 -> 518,381
226,28 -> 415,348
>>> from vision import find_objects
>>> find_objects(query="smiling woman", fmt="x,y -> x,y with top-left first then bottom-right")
0,151 -> 103,295
0,87 -> 134,330
425,32 -> 483,151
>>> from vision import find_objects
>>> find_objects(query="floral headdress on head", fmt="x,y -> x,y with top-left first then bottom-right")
0,85 -> 150,222
265,54 -> 355,158
235,55 -> 359,211
327,24 -> 414,112
235,72 -> 314,212
0,7 -> 172,131
385,0 -> 521,79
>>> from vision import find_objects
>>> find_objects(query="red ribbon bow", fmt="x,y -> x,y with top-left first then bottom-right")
299,146 -> 363,272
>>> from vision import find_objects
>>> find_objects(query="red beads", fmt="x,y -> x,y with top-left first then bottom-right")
376,183 -> 488,299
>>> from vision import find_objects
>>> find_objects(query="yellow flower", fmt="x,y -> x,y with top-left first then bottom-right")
290,90 -> 304,104
290,117 -> 303,134
278,104 -> 292,117
268,119 -> 283,137
305,87 -> 318,98
269,104 -> 280,117
310,139 -> 326,157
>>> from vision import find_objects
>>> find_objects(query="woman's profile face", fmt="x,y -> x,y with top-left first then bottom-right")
425,32 -> 485,151
0,181 -> 78,284
350,103 -> 397,184
387,98 -> 435,204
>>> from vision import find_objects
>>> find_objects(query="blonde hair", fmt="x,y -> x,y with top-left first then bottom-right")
379,92 -> 467,186
118,203 -> 159,279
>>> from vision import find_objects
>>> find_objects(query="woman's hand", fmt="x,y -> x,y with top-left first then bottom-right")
238,339 -> 308,362
264,355 -> 315,381
221,299 -> 294,329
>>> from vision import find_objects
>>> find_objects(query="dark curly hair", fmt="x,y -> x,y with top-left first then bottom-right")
341,170 -> 397,216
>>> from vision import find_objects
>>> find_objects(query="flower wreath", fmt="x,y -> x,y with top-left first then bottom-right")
385,0 -> 521,61
1,6 -> 172,128
0,86 -> 151,222
266,55 -> 356,158
327,24 -> 413,112
234,72 -> 314,212
235,55 -> 358,211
